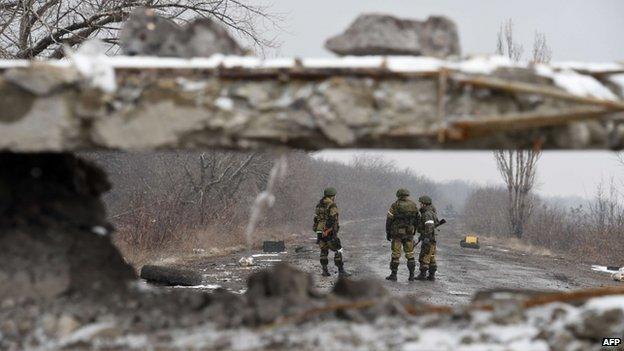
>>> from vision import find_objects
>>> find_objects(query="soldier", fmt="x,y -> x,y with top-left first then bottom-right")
313,187 -> 348,277
416,195 -> 440,281
385,188 -> 420,282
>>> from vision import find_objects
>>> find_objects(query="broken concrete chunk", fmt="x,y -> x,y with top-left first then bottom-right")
120,7 -> 245,57
238,256 -> 255,267
4,65 -> 80,96
325,14 -> 460,57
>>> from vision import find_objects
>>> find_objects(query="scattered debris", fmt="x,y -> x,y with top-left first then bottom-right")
238,256 -> 255,267
294,245 -> 313,253
2,262 -> 624,350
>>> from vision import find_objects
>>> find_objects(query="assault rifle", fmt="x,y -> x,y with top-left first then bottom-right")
415,218 -> 447,246
316,222 -> 342,250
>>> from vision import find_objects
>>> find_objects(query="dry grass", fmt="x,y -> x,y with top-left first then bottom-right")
113,224 -> 304,271
478,234 -> 554,257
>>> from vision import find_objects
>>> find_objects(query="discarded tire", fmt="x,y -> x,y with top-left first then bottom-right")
140,265 -> 203,286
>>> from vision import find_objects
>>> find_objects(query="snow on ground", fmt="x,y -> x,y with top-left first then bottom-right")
78,292 -> 624,350
591,265 -> 623,274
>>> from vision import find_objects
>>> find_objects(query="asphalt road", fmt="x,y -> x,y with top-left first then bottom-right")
175,218 -> 618,305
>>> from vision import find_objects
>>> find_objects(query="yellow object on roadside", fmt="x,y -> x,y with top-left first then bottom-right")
465,235 -> 478,244
460,235 -> 480,249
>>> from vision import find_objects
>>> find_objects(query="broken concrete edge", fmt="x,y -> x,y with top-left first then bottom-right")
0,153 -> 136,302
0,55 -> 623,78
1,55 -> 624,151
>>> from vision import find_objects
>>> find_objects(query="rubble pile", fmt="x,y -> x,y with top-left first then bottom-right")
1,263 -> 624,350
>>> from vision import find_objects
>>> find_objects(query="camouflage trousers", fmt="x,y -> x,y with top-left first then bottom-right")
319,239 -> 343,267
418,240 -> 437,273
390,237 -> 416,271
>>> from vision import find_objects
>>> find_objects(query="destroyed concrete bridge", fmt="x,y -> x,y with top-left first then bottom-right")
1,55 -> 624,151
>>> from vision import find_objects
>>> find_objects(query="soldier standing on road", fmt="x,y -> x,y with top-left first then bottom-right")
385,189 -> 420,282
416,195 -> 440,281
313,187 -> 349,277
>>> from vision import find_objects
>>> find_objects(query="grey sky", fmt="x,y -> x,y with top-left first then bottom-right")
259,0 -> 624,61
314,151 -> 622,199
253,0 -> 624,198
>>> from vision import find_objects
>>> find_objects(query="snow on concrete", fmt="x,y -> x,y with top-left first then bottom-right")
535,65 -> 619,101
611,74 -> 624,95
552,61 -> 624,72
2,53 -> 622,102
65,40 -> 117,93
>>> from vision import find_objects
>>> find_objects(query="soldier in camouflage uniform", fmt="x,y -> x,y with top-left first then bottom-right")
416,195 -> 440,281
385,189 -> 420,282
313,187 -> 349,277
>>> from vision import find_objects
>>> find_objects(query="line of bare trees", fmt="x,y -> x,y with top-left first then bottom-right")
0,0 -> 277,58
463,183 -> 624,263
85,151 -> 468,267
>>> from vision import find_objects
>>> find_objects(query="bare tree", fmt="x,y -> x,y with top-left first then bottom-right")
493,150 -> 540,237
493,20 -> 550,237
496,19 -> 523,62
182,151 -> 268,225
532,31 -> 552,64
496,20 -> 552,64
0,0 -> 278,59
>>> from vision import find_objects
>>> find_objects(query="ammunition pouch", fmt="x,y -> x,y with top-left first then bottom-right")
316,231 -> 322,244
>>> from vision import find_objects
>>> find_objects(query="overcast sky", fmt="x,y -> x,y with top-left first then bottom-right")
252,0 -> 624,199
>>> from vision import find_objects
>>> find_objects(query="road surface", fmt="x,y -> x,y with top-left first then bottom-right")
173,218 -> 618,304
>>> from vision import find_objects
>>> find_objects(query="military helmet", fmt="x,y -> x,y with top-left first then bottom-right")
396,188 -> 410,197
418,195 -> 432,205
324,187 -> 337,197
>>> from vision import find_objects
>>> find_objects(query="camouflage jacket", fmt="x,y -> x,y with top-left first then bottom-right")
418,204 -> 439,238
313,197 -> 339,234
386,197 -> 420,238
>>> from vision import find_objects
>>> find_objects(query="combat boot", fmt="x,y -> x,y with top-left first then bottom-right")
416,269 -> 428,281
386,262 -> 398,281
321,265 -> 331,277
407,260 -> 416,282
427,271 -> 436,281
427,267 -> 436,281
337,262 -> 351,277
